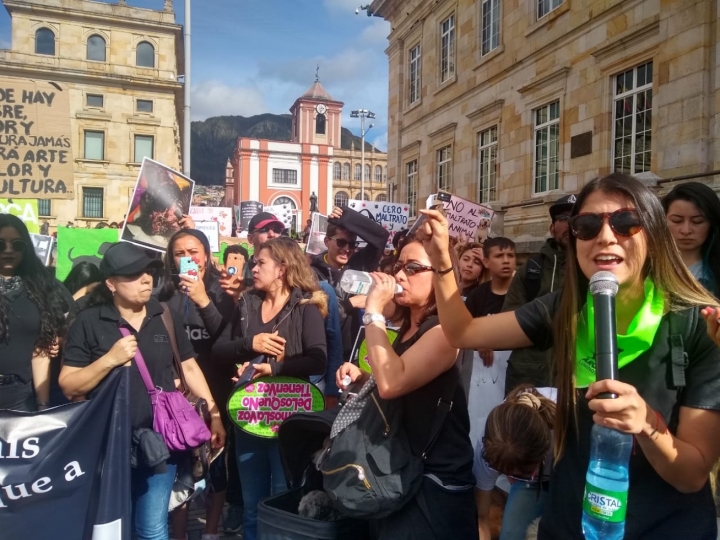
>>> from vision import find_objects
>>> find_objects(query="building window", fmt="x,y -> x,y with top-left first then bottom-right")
136,99 -> 154,113
478,126 -> 498,203
87,34 -> 106,62
354,164 -> 361,181
406,160 -> 418,217
84,130 -> 105,160
334,191 -> 349,207
82,187 -> 104,218
440,14 -> 455,83
35,28 -> 55,56
534,101 -> 560,193
355,192 -> 370,201
274,196 -> 297,231
38,199 -> 51,217
384,166 -> 387,182
538,0 -> 563,19
134,135 -> 154,162
376,193 -> 387,202
408,43 -> 421,105
364,165 -> 371,182
86,94 -> 104,108
136,41 -> 155,68
316,113 -> 326,135
342,163 -> 350,180
436,145 -> 452,192
613,61 -> 653,175
481,0 -> 500,56
374,165 -> 382,183
333,162 -> 342,180
272,169 -> 298,185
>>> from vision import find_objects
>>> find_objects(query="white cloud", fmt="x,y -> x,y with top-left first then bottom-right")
360,18 -> 390,45
323,0 -> 367,12
371,132 -> 388,152
191,80 -> 266,120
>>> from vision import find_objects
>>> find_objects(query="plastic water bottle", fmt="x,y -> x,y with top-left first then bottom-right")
339,270 -> 402,295
582,424 -> 633,540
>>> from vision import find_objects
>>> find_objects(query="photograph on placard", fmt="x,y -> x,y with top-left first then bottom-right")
305,213 -> 328,255
29,233 -> 54,266
189,206 -> 232,237
120,158 -> 194,252
238,201 -> 264,234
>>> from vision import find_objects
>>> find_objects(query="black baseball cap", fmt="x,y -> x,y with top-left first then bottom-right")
100,242 -> 163,279
549,194 -> 577,222
249,212 -> 284,232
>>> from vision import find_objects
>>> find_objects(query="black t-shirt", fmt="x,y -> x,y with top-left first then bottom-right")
515,292 -> 720,539
394,316 -> 475,486
465,281 -> 506,318
63,299 -> 196,430
0,288 -> 40,383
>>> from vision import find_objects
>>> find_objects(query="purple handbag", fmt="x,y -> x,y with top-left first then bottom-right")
119,326 -> 211,452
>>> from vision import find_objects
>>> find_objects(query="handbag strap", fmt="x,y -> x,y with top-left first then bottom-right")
160,302 -> 188,393
420,352 -> 462,460
118,326 -> 156,396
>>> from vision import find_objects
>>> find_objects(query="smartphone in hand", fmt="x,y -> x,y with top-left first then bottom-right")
179,256 -> 200,281
408,192 -> 450,238
235,355 -> 266,388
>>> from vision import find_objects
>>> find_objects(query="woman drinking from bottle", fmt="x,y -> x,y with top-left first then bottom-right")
419,173 -> 720,539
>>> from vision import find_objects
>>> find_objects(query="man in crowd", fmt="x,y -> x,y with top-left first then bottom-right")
501,194 -> 575,394
241,212 -> 284,287
311,205 -> 389,360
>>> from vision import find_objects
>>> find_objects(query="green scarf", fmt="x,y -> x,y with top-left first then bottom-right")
575,278 -> 665,388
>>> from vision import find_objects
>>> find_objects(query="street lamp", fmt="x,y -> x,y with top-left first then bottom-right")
309,191 -> 318,213
350,109 -> 375,200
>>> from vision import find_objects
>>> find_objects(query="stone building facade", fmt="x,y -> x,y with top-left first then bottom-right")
0,0 -> 183,230
332,145 -> 389,207
369,0 -> 719,251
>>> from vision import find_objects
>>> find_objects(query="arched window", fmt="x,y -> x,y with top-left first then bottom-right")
375,193 -> 387,202
272,196 -> 296,232
333,162 -> 341,180
315,113 -> 326,135
334,191 -> 349,208
136,41 -> 155,68
35,28 -> 55,56
355,192 -> 370,201
354,164 -> 361,181
383,166 -> 388,182
364,165 -> 371,182
363,192 -> 370,201
87,34 -> 106,61
375,165 -> 382,183
342,163 -> 350,180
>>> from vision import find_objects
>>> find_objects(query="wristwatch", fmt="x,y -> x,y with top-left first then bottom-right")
362,312 -> 385,326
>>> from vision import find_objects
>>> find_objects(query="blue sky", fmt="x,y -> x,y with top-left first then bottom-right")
0,0 -> 391,149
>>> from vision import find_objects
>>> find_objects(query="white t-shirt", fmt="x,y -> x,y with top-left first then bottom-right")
473,387 -> 557,491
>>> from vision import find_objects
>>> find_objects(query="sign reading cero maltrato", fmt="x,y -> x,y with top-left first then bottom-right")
0,78 -> 74,199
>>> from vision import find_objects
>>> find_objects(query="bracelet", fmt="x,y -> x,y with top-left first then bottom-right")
433,266 -> 453,275
641,410 -> 667,439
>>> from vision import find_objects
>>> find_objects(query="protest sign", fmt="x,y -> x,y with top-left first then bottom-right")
351,326 -> 400,372
56,227 -> 118,281
0,77 -> 74,199
430,193 -> 494,241
189,206 -> 232,237
228,376 -> 325,438
0,368 -> 131,539
0,198 -> 39,233
264,203 -> 294,229
237,201 -> 263,232
121,158 -> 194,252
196,220 -> 220,252
30,233 -> 53,265
305,212 -> 328,255
347,200 -> 409,249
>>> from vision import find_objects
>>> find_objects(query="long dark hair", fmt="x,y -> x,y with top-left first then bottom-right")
0,214 -> 68,353
553,174 -> 716,461
63,261 -> 101,296
662,182 -> 720,294
158,229 -> 222,301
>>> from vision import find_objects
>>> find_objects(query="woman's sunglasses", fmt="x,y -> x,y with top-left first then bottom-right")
331,238 -> 360,250
0,239 -> 27,253
392,261 -> 434,277
570,208 -> 642,241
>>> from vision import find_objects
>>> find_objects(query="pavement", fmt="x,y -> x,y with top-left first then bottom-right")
169,502 -> 242,540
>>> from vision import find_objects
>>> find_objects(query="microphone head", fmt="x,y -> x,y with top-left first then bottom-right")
589,271 -> 619,296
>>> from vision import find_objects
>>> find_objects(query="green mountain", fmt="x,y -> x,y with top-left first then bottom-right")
190,114 -> 376,186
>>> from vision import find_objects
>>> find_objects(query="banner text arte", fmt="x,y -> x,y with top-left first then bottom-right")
0,80 -> 75,199
0,436 -> 86,508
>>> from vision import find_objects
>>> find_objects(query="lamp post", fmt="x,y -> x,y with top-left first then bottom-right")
350,109 -> 375,200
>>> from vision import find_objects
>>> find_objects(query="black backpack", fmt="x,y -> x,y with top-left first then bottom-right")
523,253 -> 545,302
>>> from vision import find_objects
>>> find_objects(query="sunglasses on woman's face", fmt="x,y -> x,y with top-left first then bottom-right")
0,239 -> 27,253
392,261 -> 434,277
570,208 -> 642,241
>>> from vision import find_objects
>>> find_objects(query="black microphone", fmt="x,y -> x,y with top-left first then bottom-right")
589,271 -> 619,399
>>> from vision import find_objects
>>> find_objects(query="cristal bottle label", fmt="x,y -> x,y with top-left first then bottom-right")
583,483 -> 628,523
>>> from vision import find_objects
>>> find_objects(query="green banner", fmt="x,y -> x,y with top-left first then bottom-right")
56,227 -> 119,281
0,199 -> 39,233
227,376 -> 325,438
353,327 -> 399,372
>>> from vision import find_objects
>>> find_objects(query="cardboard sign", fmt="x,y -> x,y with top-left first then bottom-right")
237,201 -> 263,232
195,220 -> 220,252
56,227 -> 119,281
305,212 -> 328,256
30,233 -> 53,265
120,158 -> 195,253
0,77 -> 74,199
351,326 -> 400,372
264,204 -> 294,229
189,206 -> 232,237
431,194 -> 494,240
228,376 -> 325,438
347,200 -> 409,249
0,198 -> 39,233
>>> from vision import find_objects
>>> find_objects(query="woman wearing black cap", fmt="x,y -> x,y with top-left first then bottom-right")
60,242 -> 225,540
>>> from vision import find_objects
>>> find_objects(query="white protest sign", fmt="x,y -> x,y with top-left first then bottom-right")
347,200 -> 409,249
433,194 -> 494,241
30,233 -> 53,265
189,206 -> 233,237
195,221 -> 220,252
305,213 -> 328,255
265,204 -> 293,229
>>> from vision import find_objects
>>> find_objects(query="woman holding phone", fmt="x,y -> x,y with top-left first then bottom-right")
419,173 -> 720,539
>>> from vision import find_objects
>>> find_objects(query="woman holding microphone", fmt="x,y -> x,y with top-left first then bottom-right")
419,173 -> 720,539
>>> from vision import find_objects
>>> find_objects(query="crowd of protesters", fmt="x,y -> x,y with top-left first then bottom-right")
2,175 -> 720,539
